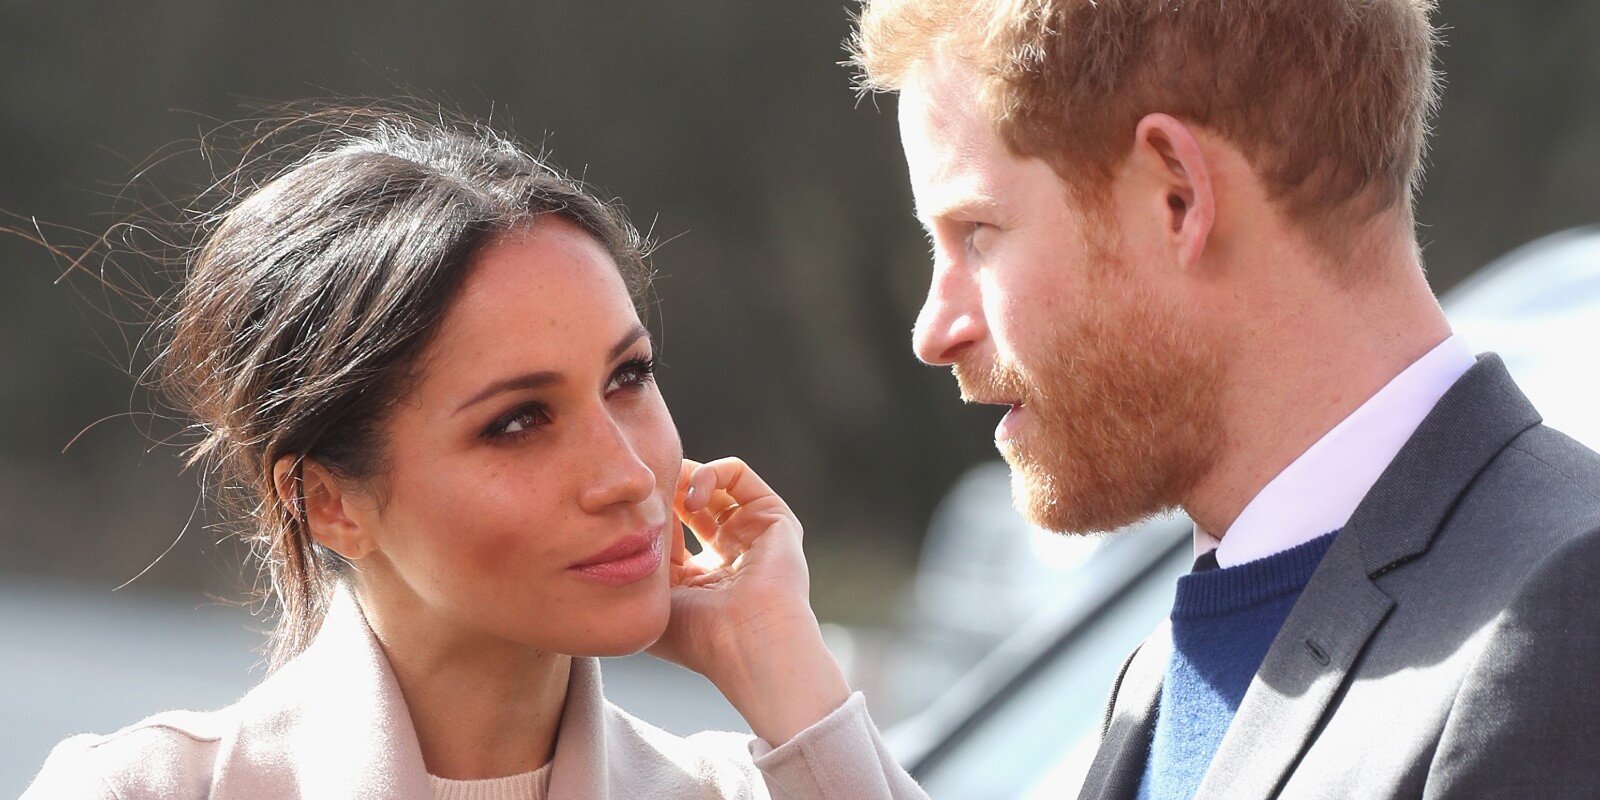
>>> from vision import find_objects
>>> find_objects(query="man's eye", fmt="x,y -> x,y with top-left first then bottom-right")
965,222 -> 996,253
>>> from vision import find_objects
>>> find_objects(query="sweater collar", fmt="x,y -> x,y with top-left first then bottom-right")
1172,531 -> 1338,620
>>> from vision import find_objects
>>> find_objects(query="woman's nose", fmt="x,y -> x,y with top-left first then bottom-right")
912,263 -> 987,366
577,416 -> 657,515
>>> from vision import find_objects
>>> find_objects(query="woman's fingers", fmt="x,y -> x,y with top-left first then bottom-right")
681,464 -> 717,513
690,457 -> 782,509
675,459 -> 720,525
669,521 -> 690,568
688,457 -> 797,539
673,456 -> 803,573
678,497 -> 740,564
670,461 -> 732,582
676,460 -> 746,553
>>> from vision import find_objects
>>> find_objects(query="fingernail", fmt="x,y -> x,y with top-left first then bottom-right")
685,486 -> 698,504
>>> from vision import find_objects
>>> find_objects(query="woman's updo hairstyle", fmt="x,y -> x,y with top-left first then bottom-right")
160,106 -> 651,666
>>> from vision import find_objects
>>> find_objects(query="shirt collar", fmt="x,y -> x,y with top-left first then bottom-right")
1193,334 -> 1477,568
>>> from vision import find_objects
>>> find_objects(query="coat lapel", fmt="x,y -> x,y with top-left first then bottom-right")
547,656 -> 612,799
1077,623 -> 1171,800
1192,354 -> 1541,800
210,589 -> 642,800
212,587 -> 433,799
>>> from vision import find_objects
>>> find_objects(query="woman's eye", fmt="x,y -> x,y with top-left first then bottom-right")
483,356 -> 654,442
607,355 -> 657,394
488,404 -> 550,439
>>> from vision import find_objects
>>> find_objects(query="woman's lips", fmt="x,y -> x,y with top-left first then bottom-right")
569,527 -> 664,586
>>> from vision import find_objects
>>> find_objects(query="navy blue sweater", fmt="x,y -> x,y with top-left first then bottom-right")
1136,531 -> 1338,800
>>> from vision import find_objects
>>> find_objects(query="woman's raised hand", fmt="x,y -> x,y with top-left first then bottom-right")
648,457 -> 851,745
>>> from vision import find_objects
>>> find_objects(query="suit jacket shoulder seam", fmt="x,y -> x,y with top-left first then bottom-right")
1505,439 -> 1600,504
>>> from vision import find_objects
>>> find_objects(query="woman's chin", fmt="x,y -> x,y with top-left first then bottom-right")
560,594 -> 671,657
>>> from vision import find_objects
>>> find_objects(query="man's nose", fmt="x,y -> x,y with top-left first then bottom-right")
912,263 -> 986,366
578,415 -> 657,515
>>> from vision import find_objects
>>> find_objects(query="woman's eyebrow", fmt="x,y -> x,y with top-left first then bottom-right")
453,324 -> 651,415
454,371 -> 562,414
608,323 -> 650,362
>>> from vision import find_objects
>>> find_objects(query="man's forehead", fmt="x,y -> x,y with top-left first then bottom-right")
898,57 -> 983,150
898,61 -> 1012,222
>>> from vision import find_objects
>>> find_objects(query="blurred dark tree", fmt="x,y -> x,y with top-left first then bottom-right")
1,1 -> 1596,622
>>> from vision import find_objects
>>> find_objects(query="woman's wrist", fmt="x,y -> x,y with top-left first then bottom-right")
712,611 -> 852,746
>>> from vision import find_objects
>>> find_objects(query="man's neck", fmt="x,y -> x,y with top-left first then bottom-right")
1181,241 -> 1452,538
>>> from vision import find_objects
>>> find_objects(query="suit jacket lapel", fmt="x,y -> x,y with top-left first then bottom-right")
1343,354 -> 1540,577
1193,354 -> 1541,800
1190,536 -> 1392,800
1077,623 -> 1170,800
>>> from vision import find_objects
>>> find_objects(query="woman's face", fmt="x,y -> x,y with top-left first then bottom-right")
355,218 -> 680,656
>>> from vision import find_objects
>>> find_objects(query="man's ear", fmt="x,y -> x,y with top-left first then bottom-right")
271,455 -> 378,561
1131,113 -> 1215,271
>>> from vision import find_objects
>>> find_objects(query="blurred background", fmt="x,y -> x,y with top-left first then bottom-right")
2,2 -> 1598,796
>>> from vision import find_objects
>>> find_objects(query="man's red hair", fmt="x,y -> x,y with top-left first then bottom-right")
850,0 -> 1440,254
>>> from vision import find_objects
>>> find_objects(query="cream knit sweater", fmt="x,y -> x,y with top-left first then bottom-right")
430,761 -> 552,800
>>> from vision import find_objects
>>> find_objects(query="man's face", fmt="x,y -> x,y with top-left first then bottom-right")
899,59 -> 1222,534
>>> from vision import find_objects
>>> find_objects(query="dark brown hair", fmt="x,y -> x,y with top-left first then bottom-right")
159,106 -> 651,666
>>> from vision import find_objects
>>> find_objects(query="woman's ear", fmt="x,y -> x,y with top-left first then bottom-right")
1131,113 -> 1216,271
271,455 -> 378,561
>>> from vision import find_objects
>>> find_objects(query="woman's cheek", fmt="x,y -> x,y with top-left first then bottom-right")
636,392 -> 683,492
449,462 -> 564,578
461,520 -> 535,578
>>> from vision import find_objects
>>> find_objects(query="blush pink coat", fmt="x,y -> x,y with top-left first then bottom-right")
23,589 -> 927,800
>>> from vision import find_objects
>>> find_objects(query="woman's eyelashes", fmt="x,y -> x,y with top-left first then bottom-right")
485,401 -> 552,440
482,353 -> 657,443
606,353 -> 657,395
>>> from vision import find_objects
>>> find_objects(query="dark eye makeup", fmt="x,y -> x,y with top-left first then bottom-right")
481,352 -> 657,442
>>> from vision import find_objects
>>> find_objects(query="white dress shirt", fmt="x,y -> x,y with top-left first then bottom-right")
1194,335 -> 1478,568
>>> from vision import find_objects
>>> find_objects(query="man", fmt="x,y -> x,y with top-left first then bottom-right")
850,1 -> 1600,798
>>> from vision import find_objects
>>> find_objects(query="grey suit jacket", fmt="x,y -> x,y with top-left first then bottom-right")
1080,355 -> 1600,800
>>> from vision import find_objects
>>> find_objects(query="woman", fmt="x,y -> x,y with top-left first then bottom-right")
24,111 -> 923,799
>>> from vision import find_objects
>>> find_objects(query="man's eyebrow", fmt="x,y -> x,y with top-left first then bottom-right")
916,194 -> 1003,230
454,324 -> 651,415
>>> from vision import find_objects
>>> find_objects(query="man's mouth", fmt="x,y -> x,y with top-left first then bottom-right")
996,402 -> 1027,442
963,393 -> 1024,409
961,394 -> 1029,441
